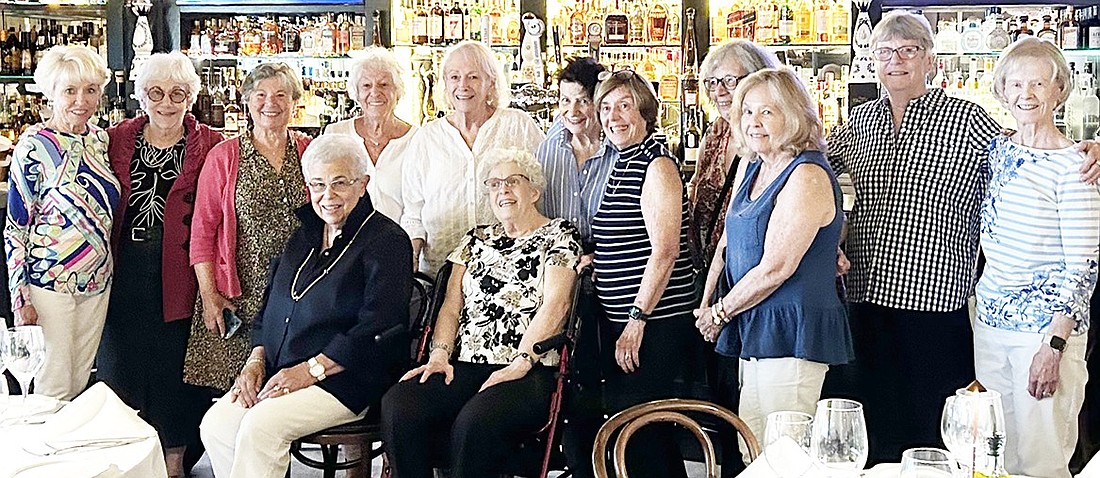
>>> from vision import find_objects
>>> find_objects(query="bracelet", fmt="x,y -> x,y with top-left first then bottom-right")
429,341 -> 454,357
710,302 -> 728,326
515,351 -> 539,366
245,358 -> 264,368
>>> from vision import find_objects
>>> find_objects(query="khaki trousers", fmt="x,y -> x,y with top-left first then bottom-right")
738,356 -> 829,461
28,285 -> 111,401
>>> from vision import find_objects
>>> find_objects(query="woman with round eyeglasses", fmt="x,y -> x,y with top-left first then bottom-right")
98,52 -> 223,478
382,148 -> 580,478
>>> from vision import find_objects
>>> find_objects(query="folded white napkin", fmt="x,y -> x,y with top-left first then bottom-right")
38,382 -> 155,444
738,437 -> 831,478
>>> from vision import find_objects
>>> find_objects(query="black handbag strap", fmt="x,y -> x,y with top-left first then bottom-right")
705,155 -> 743,242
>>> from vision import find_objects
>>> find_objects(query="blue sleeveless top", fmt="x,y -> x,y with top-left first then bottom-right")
716,150 -> 853,365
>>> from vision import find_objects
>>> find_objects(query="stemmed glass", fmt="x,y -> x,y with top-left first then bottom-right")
764,411 -> 815,478
809,398 -> 869,477
0,326 -> 46,409
901,448 -> 955,478
941,388 -> 1006,477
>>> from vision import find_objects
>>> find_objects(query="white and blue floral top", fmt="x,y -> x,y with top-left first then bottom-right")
976,136 -> 1100,336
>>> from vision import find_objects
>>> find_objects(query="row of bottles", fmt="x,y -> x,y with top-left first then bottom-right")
394,0 -> 522,46
595,49 -> 684,100
0,88 -> 45,141
934,6 -> 1100,54
1065,62 -> 1099,141
710,0 -> 849,46
550,0 -> 683,46
0,18 -> 107,76
184,14 -> 370,58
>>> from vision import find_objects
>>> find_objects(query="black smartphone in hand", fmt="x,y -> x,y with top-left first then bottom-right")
223,308 -> 242,339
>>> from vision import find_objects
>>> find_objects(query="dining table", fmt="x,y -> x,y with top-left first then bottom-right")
0,382 -> 168,478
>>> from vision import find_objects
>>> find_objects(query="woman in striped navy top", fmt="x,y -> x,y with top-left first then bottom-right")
589,70 -> 699,478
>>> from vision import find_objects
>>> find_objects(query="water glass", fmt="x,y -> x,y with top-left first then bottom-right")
901,447 -> 954,478
0,326 -> 46,407
764,411 -> 814,478
810,398 -> 869,477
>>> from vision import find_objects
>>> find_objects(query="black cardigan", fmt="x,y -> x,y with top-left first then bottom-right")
252,196 -> 413,414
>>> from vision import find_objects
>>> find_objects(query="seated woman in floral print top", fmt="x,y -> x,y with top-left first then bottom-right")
381,148 -> 582,478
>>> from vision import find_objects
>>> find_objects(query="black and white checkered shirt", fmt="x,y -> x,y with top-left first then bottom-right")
828,88 -> 1001,312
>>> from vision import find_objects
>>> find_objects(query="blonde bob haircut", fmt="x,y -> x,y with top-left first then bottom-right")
993,37 -> 1073,110
346,47 -> 407,105
731,68 -> 826,159
593,70 -> 661,136
441,41 -> 512,109
33,45 -> 110,102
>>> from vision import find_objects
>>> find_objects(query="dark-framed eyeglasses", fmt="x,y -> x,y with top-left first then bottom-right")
871,45 -> 926,61
483,174 -> 530,191
307,178 -> 360,194
703,74 -> 750,92
597,67 -> 640,82
146,87 -> 189,104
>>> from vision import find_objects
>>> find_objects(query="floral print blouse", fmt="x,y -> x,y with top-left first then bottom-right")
447,218 -> 582,366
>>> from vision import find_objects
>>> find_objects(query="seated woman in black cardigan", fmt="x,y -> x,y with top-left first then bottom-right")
381,148 -> 582,478
199,133 -> 413,478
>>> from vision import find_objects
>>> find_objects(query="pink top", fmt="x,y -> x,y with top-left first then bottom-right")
189,132 -> 311,298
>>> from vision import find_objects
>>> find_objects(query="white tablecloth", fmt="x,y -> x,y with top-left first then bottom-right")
0,384 -> 167,478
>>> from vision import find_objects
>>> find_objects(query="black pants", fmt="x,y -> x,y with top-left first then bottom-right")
380,362 -> 554,478
561,277 -> 608,478
825,303 -> 975,464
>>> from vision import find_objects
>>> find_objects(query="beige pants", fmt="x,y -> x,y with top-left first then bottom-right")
28,285 -> 111,401
738,356 -> 829,461
200,385 -> 362,478
974,320 -> 1088,478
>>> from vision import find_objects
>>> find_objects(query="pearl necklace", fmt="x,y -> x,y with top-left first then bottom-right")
290,211 -> 375,302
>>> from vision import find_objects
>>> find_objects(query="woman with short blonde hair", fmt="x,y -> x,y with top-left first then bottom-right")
6,45 -> 118,401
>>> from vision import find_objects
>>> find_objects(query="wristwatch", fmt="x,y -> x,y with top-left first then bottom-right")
307,357 -> 327,381
1045,334 -> 1067,353
627,306 -> 649,322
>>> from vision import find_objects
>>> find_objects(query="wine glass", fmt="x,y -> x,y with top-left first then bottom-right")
901,448 -> 954,478
940,388 -> 1006,477
764,411 -> 814,478
810,398 -> 868,477
0,326 -> 46,410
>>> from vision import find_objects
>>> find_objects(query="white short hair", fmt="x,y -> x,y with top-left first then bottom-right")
871,10 -> 935,53
347,47 -> 407,104
134,52 -> 202,111
33,45 -> 109,102
441,41 -> 511,109
301,134 -> 371,178
993,37 -> 1072,110
477,148 -> 547,193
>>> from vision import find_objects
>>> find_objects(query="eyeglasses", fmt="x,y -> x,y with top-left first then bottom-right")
307,178 -> 360,194
597,68 -> 641,82
483,174 -> 530,191
703,74 -> 750,92
146,87 -> 189,104
871,45 -> 926,61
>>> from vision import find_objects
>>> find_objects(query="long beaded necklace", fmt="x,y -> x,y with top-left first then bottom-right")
290,211 -> 375,302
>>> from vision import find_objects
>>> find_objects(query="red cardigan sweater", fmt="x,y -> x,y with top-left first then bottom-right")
108,114 -> 223,322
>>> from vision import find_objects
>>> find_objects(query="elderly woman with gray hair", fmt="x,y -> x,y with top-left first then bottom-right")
382,148 -> 581,478
184,62 -> 312,393
200,133 -> 413,478
95,51 -> 223,478
323,46 -> 415,221
4,45 -> 118,401
402,40 -> 545,276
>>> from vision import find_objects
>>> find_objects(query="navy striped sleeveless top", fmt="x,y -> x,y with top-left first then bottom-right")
592,134 -> 697,323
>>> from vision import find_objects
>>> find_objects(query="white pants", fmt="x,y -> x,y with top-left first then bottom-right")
974,320 -> 1088,478
28,285 -> 111,401
200,385 -> 362,478
738,357 -> 829,461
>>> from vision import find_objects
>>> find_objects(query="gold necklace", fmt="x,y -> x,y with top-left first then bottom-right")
290,211 -> 375,302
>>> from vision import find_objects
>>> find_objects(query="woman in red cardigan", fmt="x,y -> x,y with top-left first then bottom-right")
183,62 -> 312,408
98,52 -> 222,478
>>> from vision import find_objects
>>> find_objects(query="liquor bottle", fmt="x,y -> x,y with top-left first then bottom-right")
755,0 -> 775,43
446,1 -> 464,44
210,74 -> 226,129
320,14 -> 336,55
814,0 -> 830,42
414,0 -> 430,45
714,5 -> 727,44
1088,7 -> 1100,48
506,0 -> 521,43
20,29 -> 33,76
395,0 -> 411,44
1015,16 -> 1033,40
0,29 -> 8,75
605,0 -> 629,45
429,1 -> 445,45
369,11 -> 383,47
224,85 -> 241,134
682,107 -> 701,169
666,5 -> 681,44
110,71 -> 128,125
778,0 -> 795,44
1061,6 -> 1079,49
282,18 -> 301,53
960,17 -> 982,52
985,8 -> 1010,51
199,20 -> 214,55
489,0 -> 504,44
628,0 -> 646,44
1037,15 -> 1058,43
830,0 -> 849,45
935,19 -> 959,53
682,8 -> 699,108
729,0 -> 757,41
6,28 -> 21,74
213,19 -> 231,55
261,17 -> 279,55
244,18 -> 263,56
569,1 -> 587,44
932,60 -> 945,89
795,0 -> 813,43
337,14 -> 352,54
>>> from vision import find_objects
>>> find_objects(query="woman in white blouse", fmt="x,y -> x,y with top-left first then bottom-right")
401,40 -> 545,275
323,47 -> 415,221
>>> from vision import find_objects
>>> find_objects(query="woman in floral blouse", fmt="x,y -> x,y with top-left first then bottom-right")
381,148 -> 581,478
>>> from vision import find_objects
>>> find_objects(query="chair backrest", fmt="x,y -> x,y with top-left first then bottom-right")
414,263 -> 454,363
592,398 -> 761,478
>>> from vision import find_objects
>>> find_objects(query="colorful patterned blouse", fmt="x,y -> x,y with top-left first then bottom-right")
5,125 -> 121,310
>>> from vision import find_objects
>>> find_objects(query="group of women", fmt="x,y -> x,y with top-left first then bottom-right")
5,9 -> 1098,477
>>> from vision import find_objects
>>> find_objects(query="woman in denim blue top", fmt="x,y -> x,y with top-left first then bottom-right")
694,68 -> 853,462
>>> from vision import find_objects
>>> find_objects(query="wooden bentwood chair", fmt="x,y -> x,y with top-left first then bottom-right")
592,398 -> 762,478
380,263 -> 589,478
287,271 -> 435,478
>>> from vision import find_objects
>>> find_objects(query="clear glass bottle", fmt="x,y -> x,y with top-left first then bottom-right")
604,0 -> 629,44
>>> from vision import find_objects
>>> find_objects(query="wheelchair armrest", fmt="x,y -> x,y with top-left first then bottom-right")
533,333 -> 569,355
374,323 -> 405,343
